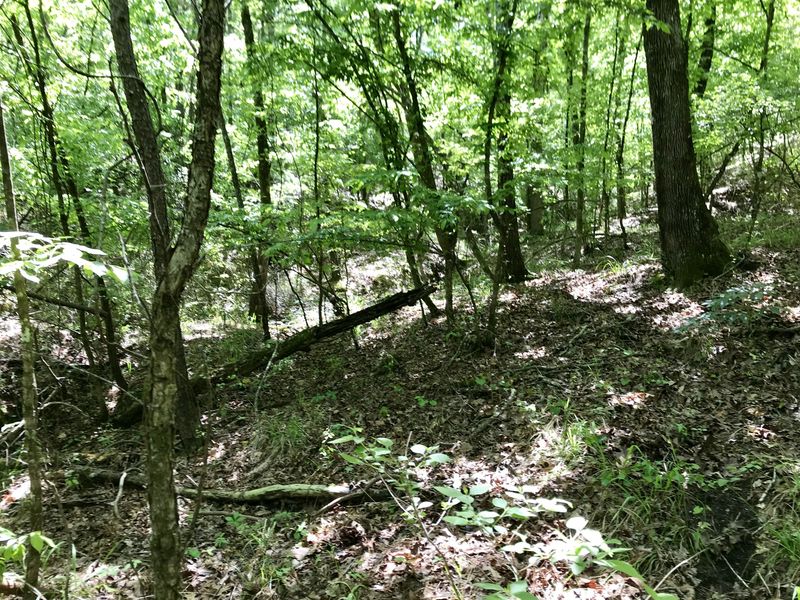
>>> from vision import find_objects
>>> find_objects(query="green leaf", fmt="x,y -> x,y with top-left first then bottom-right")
443,515 -> 470,526
376,437 -> 394,447
339,452 -> 363,465
29,532 -> 44,553
599,559 -> 643,580
0,261 -> 23,276
475,583 -> 504,591
508,580 -> 528,594
492,497 -> 508,509
434,486 -> 472,504
330,434 -> 356,444
410,444 -> 427,454
642,584 -> 679,600
469,484 -> 491,496
426,453 -> 450,464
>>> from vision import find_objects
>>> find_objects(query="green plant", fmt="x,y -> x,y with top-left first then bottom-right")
0,527 -> 55,580
476,580 -> 537,600
415,395 -> 438,408
679,282 -> 781,331
436,484 -> 570,534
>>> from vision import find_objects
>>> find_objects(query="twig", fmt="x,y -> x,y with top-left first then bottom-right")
112,470 -> 127,521
312,476 -> 380,517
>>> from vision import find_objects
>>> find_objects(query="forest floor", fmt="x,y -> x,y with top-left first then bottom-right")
2,218 -> 800,599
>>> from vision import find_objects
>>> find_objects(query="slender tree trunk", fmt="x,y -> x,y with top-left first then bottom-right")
392,8 -> 457,318
644,0 -> 729,286
749,0 -> 775,240
219,108 -> 270,332
484,0 -> 527,282
573,12 -> 591,266
110,0 -> 198,447
693,3 -> 716,99
241,3 -> 273,338
14,8 -> 97,367
616,33 -> 641,248
1,98 -> 44,600
601,13 -> 623,240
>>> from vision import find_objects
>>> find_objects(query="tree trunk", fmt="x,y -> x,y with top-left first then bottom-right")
241,3 -> 273,338
204,285 -> 435,385
1,98 -> 44,600
616,33 -> 641,247
111,1 -> 225,598
573,12 -> 591,266
14,8 -> 96,368
110,0 -> 198,448
693,3 -> 716,99
484,0 -> 527,282
749,0 -> 775,241
392,8 -> 457,318
643,0 -> 729,287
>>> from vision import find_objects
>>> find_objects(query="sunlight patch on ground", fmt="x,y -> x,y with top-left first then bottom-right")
607,391 -> 652,409
0,475 -> 30,510
0,316 -> 20,348
650,290 -> 703,330
514,346 -> 548,360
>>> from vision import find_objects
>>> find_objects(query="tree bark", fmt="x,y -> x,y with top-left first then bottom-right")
693,3 -> 716,99
241,3 -> 273,338
616,33 -> 641,248
206,285 -> 435,385
1,98 -> 44,600
644,0 -> 729,287
573,12 -> 591,266
110,1 -> 225,598
110,0 -> 198,448
484,0 -> 527,282
392,8 -> 458,319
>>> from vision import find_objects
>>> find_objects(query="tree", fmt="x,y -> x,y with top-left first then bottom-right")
109,0 -> 200,445
109,0 -> 225,597
484,0 -> 528,282
643,0 -> 729,287
0,97 -> 44,600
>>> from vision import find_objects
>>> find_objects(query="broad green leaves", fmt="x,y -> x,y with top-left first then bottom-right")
0,232 -> 128,284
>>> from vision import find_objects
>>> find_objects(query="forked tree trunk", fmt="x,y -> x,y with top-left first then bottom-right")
110,0 -> 199,448
110,1 -> 225,598
644,0 -> 729,286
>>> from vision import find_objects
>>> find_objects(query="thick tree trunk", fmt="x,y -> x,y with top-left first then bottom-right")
644,0 -> 729,287
1,99 -> 44,600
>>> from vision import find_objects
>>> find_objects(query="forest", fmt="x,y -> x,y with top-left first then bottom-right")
0,0 -> 799,598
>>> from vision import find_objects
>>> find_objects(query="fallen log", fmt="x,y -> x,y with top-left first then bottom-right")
112,284 -> 435,426
61,465 -> 383,504
206,284 -> 436,384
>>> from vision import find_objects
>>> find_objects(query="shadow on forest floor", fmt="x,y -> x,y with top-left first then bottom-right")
2,239 -> 800,599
